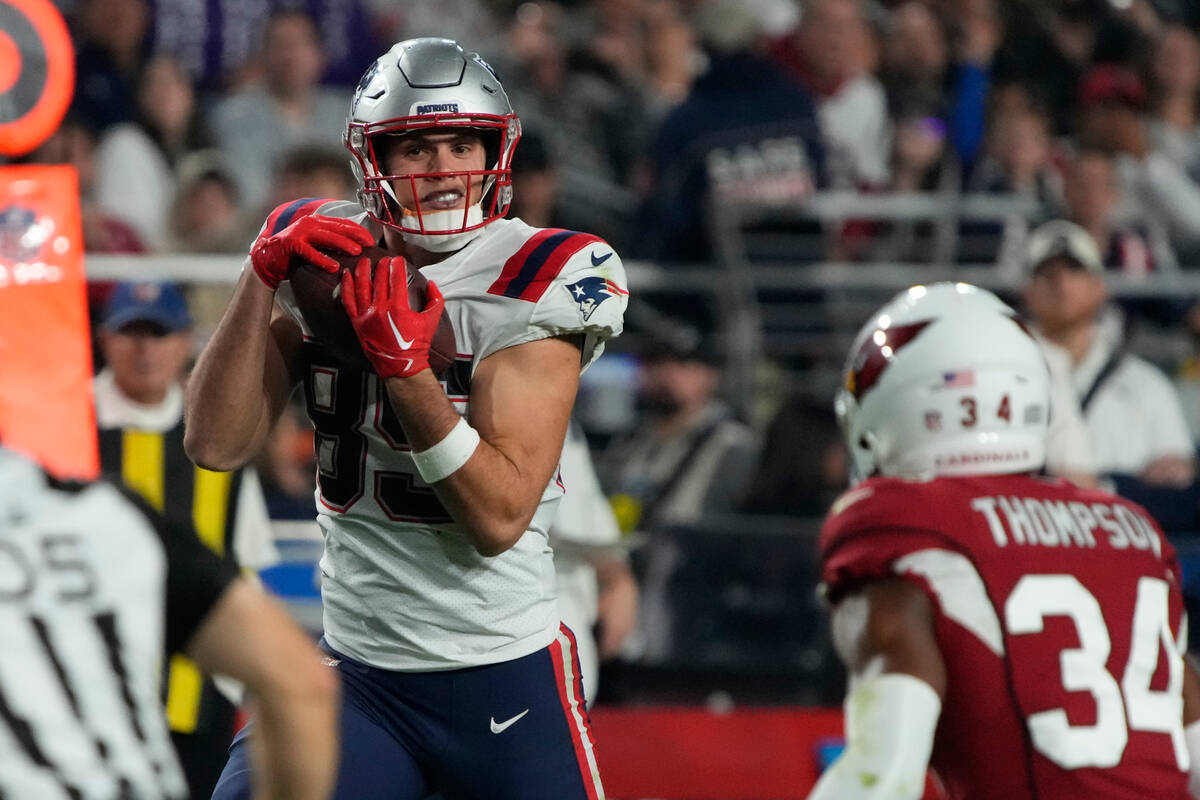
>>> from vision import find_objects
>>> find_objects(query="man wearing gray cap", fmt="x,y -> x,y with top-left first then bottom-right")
1022,220 -> 1195,495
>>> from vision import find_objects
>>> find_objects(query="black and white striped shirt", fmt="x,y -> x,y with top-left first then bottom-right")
0,447 -> 238,799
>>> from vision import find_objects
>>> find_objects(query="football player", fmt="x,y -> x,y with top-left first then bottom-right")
186,38 -> 625,800
807,282 -> 1200,800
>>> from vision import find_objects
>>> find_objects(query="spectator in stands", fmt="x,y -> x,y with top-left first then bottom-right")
988,0 -> 1102,138
862,108 -> 952,263
169,151 -> 246,253
93,281 -> 278,800
93,55 -> 208,251
598,320 -> 757,668
881,2 -> 951,115
773,0 -> 889,189
970,102 -> 1061,204
738,396 -> 848,517
1078,63 -> 1200,254
508,129 -> 631,246
1146,23 -> 1200,180
639,0 -> 698,117
208,9 -> 348,210
495,1 -> 649,242
599,322 -> 758,531
69,0 -> 149,130
552,420 -> 638,705
880,0 -> 1000,169
1173,303 -> 1200,444
371,0 -> 503,63
1060,148 -> 1176,274
508,130 -> 560,229
1021,219 -> 1197,525
634,0 -> 825,261
21,116 -> 146,256
262,144 -> 358,216
149,0 -> 381,89
966,101 -> 1062,264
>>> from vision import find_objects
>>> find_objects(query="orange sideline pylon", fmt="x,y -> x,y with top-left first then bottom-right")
0,165 -> 97,478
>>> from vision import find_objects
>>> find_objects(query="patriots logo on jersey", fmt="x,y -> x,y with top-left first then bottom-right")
564,276 -> 624,322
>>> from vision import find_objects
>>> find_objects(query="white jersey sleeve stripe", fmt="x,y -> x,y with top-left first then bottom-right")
894,548 -> 1006,656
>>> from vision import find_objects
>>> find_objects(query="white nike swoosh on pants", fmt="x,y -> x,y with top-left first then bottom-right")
489,709 -> 530,734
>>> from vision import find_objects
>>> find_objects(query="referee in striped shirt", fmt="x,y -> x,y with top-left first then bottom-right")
0,445 -> 337,800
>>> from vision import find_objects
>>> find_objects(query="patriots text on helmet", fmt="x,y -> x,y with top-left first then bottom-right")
414,103 -> 460,115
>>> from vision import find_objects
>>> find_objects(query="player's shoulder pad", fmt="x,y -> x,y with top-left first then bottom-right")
819,477 -> 956,604
485,227 -> 626,306
819,477 -> 945,553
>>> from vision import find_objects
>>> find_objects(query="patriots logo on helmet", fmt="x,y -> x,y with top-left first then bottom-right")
353,59 -> 384,104
564,276 -> 625,322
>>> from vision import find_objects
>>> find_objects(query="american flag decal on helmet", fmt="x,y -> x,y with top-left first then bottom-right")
942,370 -> 976,388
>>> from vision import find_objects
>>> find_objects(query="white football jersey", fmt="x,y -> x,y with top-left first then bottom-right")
273,200 -> 628,670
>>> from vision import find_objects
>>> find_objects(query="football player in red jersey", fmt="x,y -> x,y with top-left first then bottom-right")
807,282 -> 1200,800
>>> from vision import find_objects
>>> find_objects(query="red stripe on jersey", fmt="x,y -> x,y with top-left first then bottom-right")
516,232 -> 603,302
488,229 -> 561,298
551,625 -> 603,800
488,230 -> 605,302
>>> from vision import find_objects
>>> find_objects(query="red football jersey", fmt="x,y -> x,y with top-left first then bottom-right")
820,473 -> 1190,800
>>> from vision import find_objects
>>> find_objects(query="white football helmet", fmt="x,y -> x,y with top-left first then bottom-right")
835,282 -> 1050,483
346,37 -> 521,251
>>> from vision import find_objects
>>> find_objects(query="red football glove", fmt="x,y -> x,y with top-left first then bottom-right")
249,213 -> 375,289
341,255 -> 445,379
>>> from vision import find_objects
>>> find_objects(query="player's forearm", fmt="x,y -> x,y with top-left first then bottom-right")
185,272 -> 284,470
383,373 -> 550,555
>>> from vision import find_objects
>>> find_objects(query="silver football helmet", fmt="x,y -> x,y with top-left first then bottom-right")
345,38 -> 521,248
836,282 -> 1050,483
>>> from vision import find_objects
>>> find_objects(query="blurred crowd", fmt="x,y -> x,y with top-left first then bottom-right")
21,0 -> 1200,699
19,0 -> 1200,269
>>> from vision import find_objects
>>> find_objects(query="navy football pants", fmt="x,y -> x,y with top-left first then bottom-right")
211,624 -> 604,800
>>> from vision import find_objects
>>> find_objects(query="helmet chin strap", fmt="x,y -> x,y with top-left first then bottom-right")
398,205 -> 486,252
377,179 -> 488,252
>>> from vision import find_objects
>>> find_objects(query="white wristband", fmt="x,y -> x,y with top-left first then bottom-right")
411,416 -> 480,484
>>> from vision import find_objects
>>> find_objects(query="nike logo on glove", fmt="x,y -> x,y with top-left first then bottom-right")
590,250 -> 612,267
489,709 -> 530,734
387,313 -> 415,349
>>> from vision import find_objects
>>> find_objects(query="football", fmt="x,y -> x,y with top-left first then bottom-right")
287,245 -> 457,376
